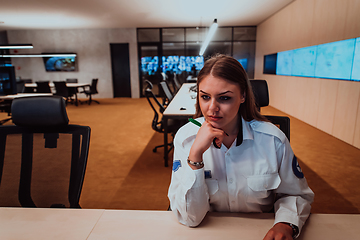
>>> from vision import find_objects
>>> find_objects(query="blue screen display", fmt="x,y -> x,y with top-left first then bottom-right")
237,58 -> 248,72
315,39 -> 355,80
43,56 -> 77,72
276,50 -> 293,75
265,37 -> 360,82
351,37 -> 360,81
292,46 -> 317,77
141,56 -> 204,75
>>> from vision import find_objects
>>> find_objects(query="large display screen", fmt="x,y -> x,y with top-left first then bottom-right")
141,55 -> 204,75
43,55 -> 77,72
265,37 -> 360,82
315,39 -> 355,80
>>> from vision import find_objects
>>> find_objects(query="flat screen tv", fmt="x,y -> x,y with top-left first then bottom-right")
42,54 -> 77,72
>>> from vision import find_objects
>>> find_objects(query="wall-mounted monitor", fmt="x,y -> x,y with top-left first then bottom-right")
263,37 -> 360,82
263,53 -> 277,74
42,53 -> 77,72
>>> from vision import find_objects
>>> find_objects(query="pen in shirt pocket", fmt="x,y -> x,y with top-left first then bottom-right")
188,118 -> 228,148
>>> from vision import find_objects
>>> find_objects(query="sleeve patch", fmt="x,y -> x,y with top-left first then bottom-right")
172,160 -> 181,172
292,155 -> 304,179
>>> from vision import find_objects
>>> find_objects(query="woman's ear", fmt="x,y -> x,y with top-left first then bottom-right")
241,92 -> 246,103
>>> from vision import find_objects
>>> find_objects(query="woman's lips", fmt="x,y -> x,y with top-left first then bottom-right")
208,116 -> 222,121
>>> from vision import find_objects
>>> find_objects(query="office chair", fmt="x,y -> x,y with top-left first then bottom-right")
144,82 -> 181,153
80,78 -> 99,105
54,81 -> 72,104
35,81 -> 52,93
159,81 -> 173,107
16,80 -> 26,93
0,96 -> 91,208
250,79 -> 290,141
65,79 -> 79,103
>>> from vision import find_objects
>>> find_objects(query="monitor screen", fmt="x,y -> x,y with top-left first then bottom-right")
315,39 -> 355,80
351,37 -> 360,81
141,55 -> 204,75
263,53 -> 277,74
291,46 -> 317,77
43,55 -> 77,72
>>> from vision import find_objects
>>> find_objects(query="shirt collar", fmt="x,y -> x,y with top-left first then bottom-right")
236,117 -> 254,146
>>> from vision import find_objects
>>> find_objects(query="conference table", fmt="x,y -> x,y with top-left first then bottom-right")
24,82 -> 90,106
162,83 -> 197,167
0,207 -> 359,239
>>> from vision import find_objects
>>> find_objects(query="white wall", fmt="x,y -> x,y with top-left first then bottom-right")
255,0 -> 360,149
7,28 -> 140,98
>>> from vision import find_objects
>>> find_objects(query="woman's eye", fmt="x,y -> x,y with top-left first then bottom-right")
219,96 -> 231,101
201,95 -> 210,100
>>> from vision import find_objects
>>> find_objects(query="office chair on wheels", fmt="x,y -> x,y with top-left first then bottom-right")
250,79 -> 290,141
0,96 -> 91,208
80,79 -> 99,105
144,80 -> 181,153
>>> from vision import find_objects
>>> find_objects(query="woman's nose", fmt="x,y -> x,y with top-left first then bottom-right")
209,99 -> 219,112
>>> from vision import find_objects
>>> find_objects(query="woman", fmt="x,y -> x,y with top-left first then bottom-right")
168,55 -> 314,239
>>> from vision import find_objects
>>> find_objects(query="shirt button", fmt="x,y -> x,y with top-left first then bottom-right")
229,178 -> 233,183
264,184 -> 268,188
226,152 -> 230,156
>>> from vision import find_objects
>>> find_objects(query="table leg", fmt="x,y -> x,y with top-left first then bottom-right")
74,92 -> 79,106
163,117 -> 169,167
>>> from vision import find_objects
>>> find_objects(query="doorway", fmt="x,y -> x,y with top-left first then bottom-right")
110,43 -> 131,98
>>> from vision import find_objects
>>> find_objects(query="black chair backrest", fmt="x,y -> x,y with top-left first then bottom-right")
36,81 -> 52,93
144,87 -> 166,133
0,96 -> 90,208
54,81 -> 69,98
90,79 -> 98,94
66,78 -> 78,83
265,115 -> 290,141
250,79 -> 290,141
250,79 -> 269,111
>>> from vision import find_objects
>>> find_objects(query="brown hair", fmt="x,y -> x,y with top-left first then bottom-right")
194,54 -> 267,122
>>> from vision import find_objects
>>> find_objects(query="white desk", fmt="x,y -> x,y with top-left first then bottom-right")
0,93 -> 53,100
1,208 -> 359,239
162,83 -> 196,166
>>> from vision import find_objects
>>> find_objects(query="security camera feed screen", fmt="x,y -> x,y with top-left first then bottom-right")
141,56 -> 204,75
43,56 -> 77,72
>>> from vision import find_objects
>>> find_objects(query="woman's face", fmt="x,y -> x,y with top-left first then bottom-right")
198,74 -> 245,133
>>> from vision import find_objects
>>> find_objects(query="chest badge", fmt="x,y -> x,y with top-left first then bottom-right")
172,160 -> 181,172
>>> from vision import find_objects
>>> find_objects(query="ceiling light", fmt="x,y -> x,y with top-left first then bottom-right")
199,19 -> 218,56
0,44 -> 33,49
0,53 -> 77,57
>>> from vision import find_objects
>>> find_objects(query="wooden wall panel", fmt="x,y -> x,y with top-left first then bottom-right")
344,0 -> 360,39
312,0 -> 348,44
332,81 -> 360,145
354,99 -> 360,149
316,80 -> 338,135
